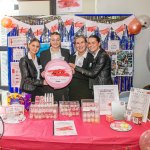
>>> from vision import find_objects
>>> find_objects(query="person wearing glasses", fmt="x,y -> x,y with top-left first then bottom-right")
40,32 -> 70,102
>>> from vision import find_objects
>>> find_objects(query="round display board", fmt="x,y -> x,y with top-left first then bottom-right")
45,59 -> 72,89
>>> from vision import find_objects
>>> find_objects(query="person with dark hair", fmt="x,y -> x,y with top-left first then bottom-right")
40,32 -> 70,102
19,38 -> 46,102
69,35 -> 94,102
69,35 -> 113,91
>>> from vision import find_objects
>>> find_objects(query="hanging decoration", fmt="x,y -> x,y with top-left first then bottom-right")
3,14 -> 146,93
1,17 -> 13,28
137,15 -> 150,29
128,18 -> 142,35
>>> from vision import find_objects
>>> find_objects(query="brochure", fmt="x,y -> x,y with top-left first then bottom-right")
127,88 -> 150,122
53,120 -> 77,136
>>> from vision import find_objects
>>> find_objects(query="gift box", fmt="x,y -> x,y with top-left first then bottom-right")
29,103 -> 58,119
59,101 -> 80,117
81,101 -> 100,123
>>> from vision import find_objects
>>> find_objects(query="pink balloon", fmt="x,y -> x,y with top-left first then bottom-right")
45,59 -> 72,89
139,130 -> 150,150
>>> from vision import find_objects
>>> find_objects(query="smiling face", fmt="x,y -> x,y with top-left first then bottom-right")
50,34 -> 61,51
88,37 -> 100,53
75,37 -> 87,55
28,41 -> 40,56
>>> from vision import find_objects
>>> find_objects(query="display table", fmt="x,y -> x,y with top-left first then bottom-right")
0,114 -> 150,150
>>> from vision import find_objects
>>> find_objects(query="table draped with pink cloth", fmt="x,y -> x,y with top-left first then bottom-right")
0,114 -> 150,150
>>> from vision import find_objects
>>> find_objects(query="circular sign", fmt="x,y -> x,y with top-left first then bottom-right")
45,59 -> 72,89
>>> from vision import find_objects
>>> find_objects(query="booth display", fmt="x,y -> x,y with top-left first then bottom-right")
1,14 -> 150,149
59,101 -> 80,117
0,14 -> 139,93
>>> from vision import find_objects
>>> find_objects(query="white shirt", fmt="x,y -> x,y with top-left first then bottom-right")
93,49 -> 100,59
50,48 -> 64,60
28,52 -> 40,80
75,51 -> 88,67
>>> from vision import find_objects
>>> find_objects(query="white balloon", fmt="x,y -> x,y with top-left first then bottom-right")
137,15 -> 150,29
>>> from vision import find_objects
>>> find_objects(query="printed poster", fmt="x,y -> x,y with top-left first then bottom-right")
57,0 -> 82,13
54,120 -> 77,136
127,88 -> 150,122
116,50 -> 133,76
94,85 -> 119,115
0,51 -> 8,86
11,62 -> 21,88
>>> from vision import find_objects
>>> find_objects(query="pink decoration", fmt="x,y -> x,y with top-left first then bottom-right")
139,130 -> 150,150
45,59 -> 72,89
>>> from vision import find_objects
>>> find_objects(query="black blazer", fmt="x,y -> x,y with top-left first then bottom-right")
40,48 -> 70,71
69,52 -> 94,101
19,55 -> 43,92
75,49 -> 113,88
69,52 -> 94,81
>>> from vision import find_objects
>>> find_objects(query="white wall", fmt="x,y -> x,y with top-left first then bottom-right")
133,28 -> 150,88
96,0 -> 150,16
18,0 -> 96,16
96,0 -> 150,88
18,1 -> 50,15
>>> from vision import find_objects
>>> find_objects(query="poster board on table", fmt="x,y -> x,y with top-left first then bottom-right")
127,87 -> 150,122
94,85 -> 119,115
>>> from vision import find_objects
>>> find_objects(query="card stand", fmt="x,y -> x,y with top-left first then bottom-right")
59,101 -> 80,117
29,103 -> 58,119
82,102 -> 100,123
2,104 -> 25,123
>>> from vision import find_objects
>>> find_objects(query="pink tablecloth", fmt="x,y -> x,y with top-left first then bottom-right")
0,114 -> 150,150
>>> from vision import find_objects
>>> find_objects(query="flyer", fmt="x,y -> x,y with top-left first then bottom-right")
94,85 -> 119,115
127,88 -> 150,122
53,120 -> 77,136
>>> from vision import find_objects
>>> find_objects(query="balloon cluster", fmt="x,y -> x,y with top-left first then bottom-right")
128,15 -> 150,35
139,130 -> 150,150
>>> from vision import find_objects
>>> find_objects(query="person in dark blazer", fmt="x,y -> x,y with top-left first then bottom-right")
40,32 -> 70,102
19,38 -> 46,102
69,35 -> 113,91
69,35 -> 94,103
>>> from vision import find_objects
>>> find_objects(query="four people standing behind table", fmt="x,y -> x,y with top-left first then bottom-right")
69,35 -> 94,102
19,38 -> 46,102
40,32 -> 70,102
69,35 -> 113,91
